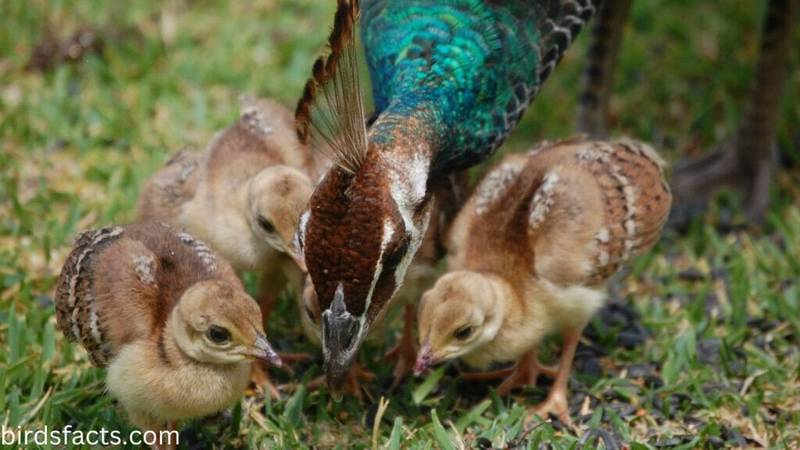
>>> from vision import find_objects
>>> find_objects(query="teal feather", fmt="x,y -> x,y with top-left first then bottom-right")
362,0 -> 597,172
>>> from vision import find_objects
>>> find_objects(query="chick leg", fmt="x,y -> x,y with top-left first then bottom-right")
532,328 -> 581,423
250,364 -> 282,400
384,302 -> 418,387
496,349 -> 558,396
128,411 -> 176,450
256,267 -> 285,324
154,421 -> 177,450
251,267 -> 302,398
460,349 -> 557,391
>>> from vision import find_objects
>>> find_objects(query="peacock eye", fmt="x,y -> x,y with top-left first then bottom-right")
207,325 -> 231,344
454,325 -> 473,341
257,215 -> 276,233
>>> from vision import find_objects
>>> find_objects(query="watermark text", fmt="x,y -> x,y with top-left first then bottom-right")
1,425 -> 179,447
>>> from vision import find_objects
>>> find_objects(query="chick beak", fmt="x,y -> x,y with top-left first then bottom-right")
250,333 -> 282,368
414,342 -> 434,376
288,234 -> 307,272
288,249 -> 307,273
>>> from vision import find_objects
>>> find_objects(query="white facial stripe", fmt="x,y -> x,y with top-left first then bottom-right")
328,152 -> 430,345
356,219 -> 395,339
384,150 -> 429,207
298,210 -> 310,238
395,204 -> 430,288
383,152 -> 431,301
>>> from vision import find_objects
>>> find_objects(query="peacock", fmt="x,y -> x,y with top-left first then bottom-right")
293,0 -> 598,394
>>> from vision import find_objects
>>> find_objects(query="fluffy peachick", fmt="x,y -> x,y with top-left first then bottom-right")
293,0 -> 598,394
138,97 -> 316,323
415,138 -> 671,421
54,223 -> 281,444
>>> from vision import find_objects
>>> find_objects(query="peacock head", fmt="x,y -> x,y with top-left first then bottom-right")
290,0 -> 441,395
294,145 -> 433,394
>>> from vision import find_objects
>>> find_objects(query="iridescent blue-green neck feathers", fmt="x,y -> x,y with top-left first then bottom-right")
362,0 -> 597,173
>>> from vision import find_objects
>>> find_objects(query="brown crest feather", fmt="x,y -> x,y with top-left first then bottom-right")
295,0 -> 368,174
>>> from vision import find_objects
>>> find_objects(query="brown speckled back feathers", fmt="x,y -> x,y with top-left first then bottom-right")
54,222 -> 240,367
137,147 -> 203,222
451,137 -> 671,288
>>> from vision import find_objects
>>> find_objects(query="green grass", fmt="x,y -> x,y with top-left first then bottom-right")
1,0 -> 799,448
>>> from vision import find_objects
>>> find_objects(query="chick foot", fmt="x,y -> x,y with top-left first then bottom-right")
528,328 -> 581,425
153,421 -> 177,450
383,303 -> 418,387
496,351 -> 558,396
250,362 -> 282,399
460,350 -> 557,395
250,351 -> 311,399
532,387 -> 570,425
130,413 -> 176,450
308,363 -> 377,401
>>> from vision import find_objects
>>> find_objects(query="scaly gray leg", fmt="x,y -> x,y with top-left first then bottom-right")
671,0 -> 797,223
576,0 -> 634,138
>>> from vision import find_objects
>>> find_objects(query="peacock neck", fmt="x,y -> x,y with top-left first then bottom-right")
369,100 -> 443,169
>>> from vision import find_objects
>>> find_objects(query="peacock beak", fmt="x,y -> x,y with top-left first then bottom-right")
321,284 -> 363,399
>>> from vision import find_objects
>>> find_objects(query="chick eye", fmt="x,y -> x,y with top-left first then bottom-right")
257,215 -> 276,233
207,325 -> 231,344
454,325 -> 473,341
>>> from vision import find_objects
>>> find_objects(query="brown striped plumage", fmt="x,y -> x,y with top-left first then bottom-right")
447,137 -> 670,289
54,222 -> 280,437
137,97 -> 318,335
416,137 -> 670,421
138,96 -> 318,271
295,0 -> 367,174
137,147 -> 203,223
56,223 -> 242,366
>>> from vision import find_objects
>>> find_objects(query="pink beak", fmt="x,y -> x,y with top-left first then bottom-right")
414,342 -> 435,376
288,236 -> 307,272
289,250 -> 307,273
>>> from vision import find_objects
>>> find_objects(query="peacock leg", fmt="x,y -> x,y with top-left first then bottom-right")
671,0 -> 797,223
575,0 -> 633,138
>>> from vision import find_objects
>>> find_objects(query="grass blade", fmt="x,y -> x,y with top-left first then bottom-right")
412,367 -> 445,405
429,409 -> 454,450
387,416 -> 403,450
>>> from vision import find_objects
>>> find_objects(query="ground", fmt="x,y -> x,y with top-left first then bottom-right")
1,0 -> 799,449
